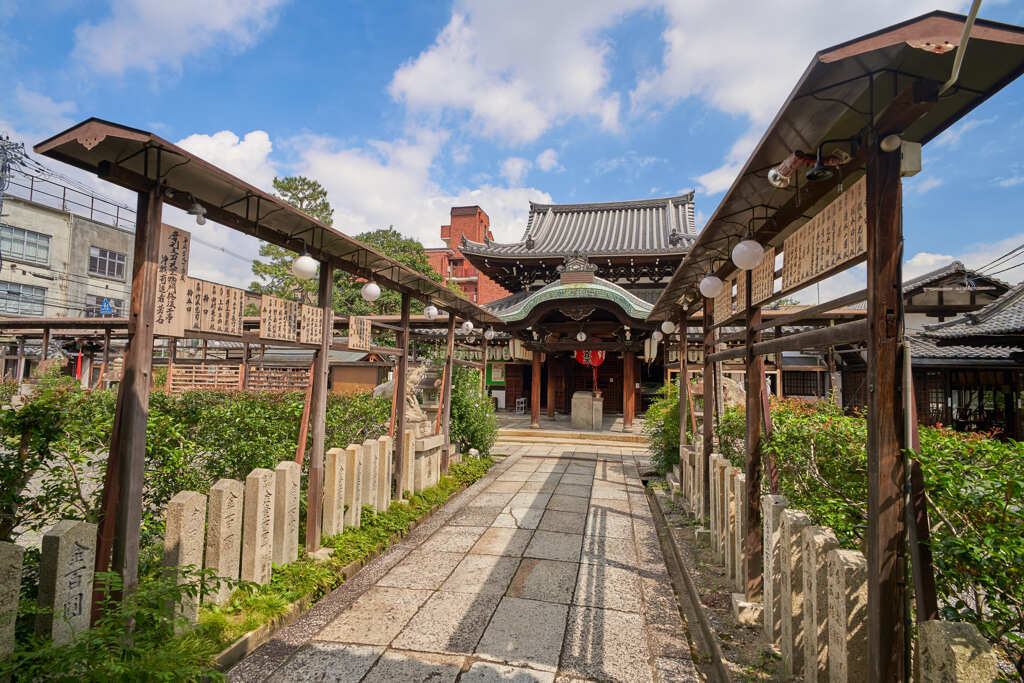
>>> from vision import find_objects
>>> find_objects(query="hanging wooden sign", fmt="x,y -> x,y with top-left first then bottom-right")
782,176 -> 866,291
259,295 -> 300,342
184,278 -> 203,332
713,278 -> 732,323
751,247 -> 776,305
154,224 -> 191,337
299,305 -> 326,345
199,281 -> 245,336
347,316 -> 372,351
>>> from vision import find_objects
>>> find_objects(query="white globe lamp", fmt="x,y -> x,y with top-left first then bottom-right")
699,274 -> 724,298
660,320 -> 676,335
360,281 -> 381,302
732,239 -> 765,270
461,320 -> 474,334
423,304 -> 438,320
652,330 -> 663,342
291,253 -> 319,280
484,327 -> 495,341
576,331 -> 587,342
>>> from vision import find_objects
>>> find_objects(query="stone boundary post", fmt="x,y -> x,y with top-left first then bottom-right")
241,468 -> 275,585
803,525 -> 840,683
205,478 -> 243,605
162,491 -> 207,625
1,541 -> 24,659
344,444 -> 363,528
273,461 -> 301,566
827,548 -> 867,682
322,448 -> 346,537
781,508 -> 812,677
733,472 -> 747,593
762,494 -> 788,645
917,620 -> 999,681
36,520 -> 96,643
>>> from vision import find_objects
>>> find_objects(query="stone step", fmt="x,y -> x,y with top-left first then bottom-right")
498,428 -> 647,444
494,438 -> 651,451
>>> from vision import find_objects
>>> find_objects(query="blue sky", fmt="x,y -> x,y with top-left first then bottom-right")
2,0 -> 1023,299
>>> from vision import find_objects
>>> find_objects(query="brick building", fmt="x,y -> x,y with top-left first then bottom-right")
425,206 -> 509,304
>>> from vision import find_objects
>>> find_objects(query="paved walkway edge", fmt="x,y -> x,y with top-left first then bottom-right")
226,454 -> 519,681
650,487 -> 731,683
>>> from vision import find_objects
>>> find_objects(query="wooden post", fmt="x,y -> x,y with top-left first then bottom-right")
16,338 -> 24,386
93,184 -> 162,605
40,327 -> 50,361
865,129 -> 906,682
679,323 -> 688,445
481,334 -> 489,396
440,314 -> 456,467
305,262 -> 334,553
530,351 -> 541,428
242,342 -> 250,390
623,350 -> 635,429
394,293 -> 411,492
744,277 -> 764,601
702,299 -> 715,518
546,355 -> 556,419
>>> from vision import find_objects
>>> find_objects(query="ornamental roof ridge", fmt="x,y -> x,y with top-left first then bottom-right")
527,192 -> 695,214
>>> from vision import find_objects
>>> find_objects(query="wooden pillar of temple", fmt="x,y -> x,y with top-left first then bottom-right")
15,338 -> 25,386
93,183 -> 162,605
40,327 -> 50,361
530,351 -> 541,428
480,334 -> 489,395
623,350 -> 635,429
744,274 -> 764,600
305,262 -> 334,553
394,293 -> 411,491
546,354 -> 556,418
866,128 -> 906,682
702,298 -> 714,518
679,323 -> 688,446
440,314 -> 456,468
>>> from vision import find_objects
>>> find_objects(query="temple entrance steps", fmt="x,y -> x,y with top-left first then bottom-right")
497,427 -> 647,447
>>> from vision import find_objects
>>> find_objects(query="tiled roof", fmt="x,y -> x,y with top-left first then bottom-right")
924,281 -> 1024,343
461,194 -> 696,259
908,335 -> 1017,360
844,260 -> 1012,310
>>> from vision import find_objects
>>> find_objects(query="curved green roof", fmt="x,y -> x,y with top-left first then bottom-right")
493,277 -> 654,323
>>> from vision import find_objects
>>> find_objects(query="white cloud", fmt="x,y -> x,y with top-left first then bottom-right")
176,130 -> 277,191
500,157 -> 531,185
905,176 -> 943,194
14,84 -> 76,133
904,251 -> 956,279
536,148 -> 560,172
72,0 -> 287,75
695,128 -> 760,194
932,116 -> 997,149
996,176 -> 1024,188
389,2 -> 640,143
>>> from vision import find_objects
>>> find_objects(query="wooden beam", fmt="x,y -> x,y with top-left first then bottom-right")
40,327 -> 50,360
394,292 -> 411,493
702,298 -> 715,518
94,183 -> 161,607
16,338 -> 24,387
530,351 -> 541,428
440,314 -> 456,470
753,289 -> 868,332
744,278 -> 764,601
305,262 -> 334,553
865,128 -> 907,683
708,319 -> 868,362
525,341 -> 643,353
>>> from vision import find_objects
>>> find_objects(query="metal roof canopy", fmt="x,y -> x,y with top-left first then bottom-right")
33,119 -> 502,325
648,11 -> 1024,322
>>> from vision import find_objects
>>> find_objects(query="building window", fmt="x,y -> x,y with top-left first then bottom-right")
85,294 -> 124,317
0,225 -> 51,265
0,280 -> 46,316
783,370 -> 823,396
89,246 -> 127,280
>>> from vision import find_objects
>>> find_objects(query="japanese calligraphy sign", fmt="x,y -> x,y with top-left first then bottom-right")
199,282 -> 245,336
751,247 -> 776,305
347,316 -> 372,351
154,224 -> 191,337
300,305 -> 326,345
259,295 -> 300,342
782,176 -> 866,291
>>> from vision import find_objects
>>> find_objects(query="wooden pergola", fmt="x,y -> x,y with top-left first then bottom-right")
646,11 -> 1024,681
32,120 -> 502,602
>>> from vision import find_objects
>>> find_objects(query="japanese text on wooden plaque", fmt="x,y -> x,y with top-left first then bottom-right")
154,224 -> 191,337
734,270 -> 748,313
713,279 -> 732,324
751,247 -> 776,305
347,316 -> 372,351
299,305 -> 326,345
199,282 -> 245,336
782,176 -> 866,291
259,295 -> 300,342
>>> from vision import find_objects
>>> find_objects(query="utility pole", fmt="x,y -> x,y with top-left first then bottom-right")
0,137 -> 27,270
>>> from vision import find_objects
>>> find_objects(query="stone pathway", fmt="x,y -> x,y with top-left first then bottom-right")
229,443 -> 699,682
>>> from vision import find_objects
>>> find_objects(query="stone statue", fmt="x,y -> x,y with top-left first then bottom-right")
373,363 -> 433,437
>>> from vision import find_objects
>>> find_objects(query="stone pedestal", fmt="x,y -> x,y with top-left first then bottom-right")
163,491 -> 207,625
1,541 -> 24,659
37,520 -> 96,643
273,461 -> 301,566
205,479 -> 243,605
803,526 -> 840,683
917,620 -> 999,682
416,434 -> 444,491
570,391 -> 603,431
242,468 -> 275,585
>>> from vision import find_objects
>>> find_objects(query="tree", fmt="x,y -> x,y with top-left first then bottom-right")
249,176 -> 335,303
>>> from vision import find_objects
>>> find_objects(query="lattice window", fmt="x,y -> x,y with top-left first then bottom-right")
782,370 -> 823,397
0,224 -> 50,265
89,246 -> 126,280
0,280 -> 46,316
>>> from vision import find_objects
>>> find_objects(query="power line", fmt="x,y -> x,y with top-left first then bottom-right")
976,242 -> 1024,275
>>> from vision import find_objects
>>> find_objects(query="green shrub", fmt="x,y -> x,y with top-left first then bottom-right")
642,380 -> 680,474
449,365 -> 498,455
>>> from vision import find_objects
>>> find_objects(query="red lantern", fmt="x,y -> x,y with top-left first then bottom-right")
574,350 -> 606,393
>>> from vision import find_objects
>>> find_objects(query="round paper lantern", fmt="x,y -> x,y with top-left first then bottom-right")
732,239 -> 765,270
699,274 -> 725,298
360,281 -> 381,302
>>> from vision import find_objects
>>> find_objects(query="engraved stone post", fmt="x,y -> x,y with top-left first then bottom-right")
725,467 -> 739,579
716,459 -> 729,563
205,479 -> 243,605
361,439 -> 379,511
803,526 -> 840,683
709,456 -> 721,558
917,621 -> 999,682
344,444 -> 363,528
323,448 -> 346,537
36,520 -> 96,643
1,541 -> 24,659
733,472 -> 747,592
781,509 -> 813,677
241,468 -> 275,585
273,461 -> 301,566
762,494 -> 789,644
377,435 -> 393,511
827,549 -> 868,682
402,429 -> 415,498
162,491 -> 207,624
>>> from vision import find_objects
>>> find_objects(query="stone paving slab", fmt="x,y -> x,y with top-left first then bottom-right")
229,448 -> 699,682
